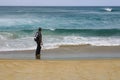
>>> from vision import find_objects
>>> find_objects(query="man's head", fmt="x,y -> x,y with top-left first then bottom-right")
38,27 -> 42,31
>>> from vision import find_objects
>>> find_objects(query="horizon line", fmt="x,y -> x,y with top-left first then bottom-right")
0,5 -> 120,7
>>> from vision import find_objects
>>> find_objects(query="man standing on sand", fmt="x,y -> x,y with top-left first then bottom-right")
34,27 -> 43,59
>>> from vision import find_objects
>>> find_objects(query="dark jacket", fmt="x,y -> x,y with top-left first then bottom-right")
35,31 -> 42,44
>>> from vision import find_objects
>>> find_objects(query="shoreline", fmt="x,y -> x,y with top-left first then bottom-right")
0,45 -> 120,60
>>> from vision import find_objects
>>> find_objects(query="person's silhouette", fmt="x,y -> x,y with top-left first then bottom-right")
34,28 -> 43,59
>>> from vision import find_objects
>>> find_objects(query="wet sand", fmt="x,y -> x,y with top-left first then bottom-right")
0,45 -> 120,60
0,59 -> 120,80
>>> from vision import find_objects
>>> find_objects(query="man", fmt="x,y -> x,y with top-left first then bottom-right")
34,27 -> 43,59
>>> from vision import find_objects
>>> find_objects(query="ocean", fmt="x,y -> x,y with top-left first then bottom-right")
0,6 -> 120,51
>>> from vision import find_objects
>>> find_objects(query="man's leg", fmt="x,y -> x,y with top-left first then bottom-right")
36,54 -> 40,59
35,44 -> 41,59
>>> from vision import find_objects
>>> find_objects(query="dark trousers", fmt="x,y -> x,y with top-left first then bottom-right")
36,43 -> 41,59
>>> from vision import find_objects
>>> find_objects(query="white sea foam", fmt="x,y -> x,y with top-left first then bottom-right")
0,35 -> 120,51
49,28 -> 56,31
104,8 -> 112,12
42,36 -> 120,51
0,17 -> 40,27
0,32 -> 14,40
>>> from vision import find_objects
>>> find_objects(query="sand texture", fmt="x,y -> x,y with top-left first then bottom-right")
0,59 -> 120,80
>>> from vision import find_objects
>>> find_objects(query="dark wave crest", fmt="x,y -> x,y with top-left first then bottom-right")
42,29 -> 120,37
2,28 -> 120,37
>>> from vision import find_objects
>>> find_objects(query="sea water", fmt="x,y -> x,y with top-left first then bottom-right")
0,6 -> 120,51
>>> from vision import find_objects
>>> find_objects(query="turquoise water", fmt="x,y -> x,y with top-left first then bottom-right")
0,6 -> 120,51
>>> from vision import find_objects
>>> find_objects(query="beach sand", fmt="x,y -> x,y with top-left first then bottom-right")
0,45 -> 120,60
0,45 -> 120,80
0,59 -> 120,80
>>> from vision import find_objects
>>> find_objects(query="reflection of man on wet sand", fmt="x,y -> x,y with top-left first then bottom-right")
34,27 -> 43,59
